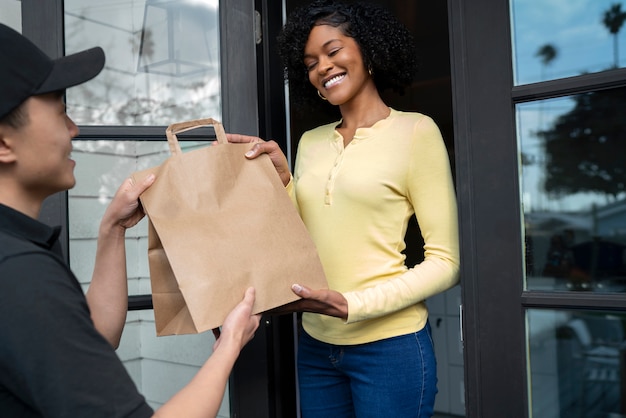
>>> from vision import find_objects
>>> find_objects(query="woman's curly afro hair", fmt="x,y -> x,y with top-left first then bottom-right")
277,0 -> 419,110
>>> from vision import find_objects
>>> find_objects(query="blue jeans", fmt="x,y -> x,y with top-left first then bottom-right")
297,323 -> 437,418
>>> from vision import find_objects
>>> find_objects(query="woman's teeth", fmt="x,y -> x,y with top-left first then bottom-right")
324,74 -> 345,89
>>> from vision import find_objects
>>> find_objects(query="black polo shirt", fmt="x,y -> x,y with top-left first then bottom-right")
0,203 -> 153,417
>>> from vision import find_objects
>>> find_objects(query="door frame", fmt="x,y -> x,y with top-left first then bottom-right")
448,0 -> 528,415
448,1 -> 626,417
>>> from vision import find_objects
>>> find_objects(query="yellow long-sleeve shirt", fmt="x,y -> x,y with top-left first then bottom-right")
288,108 -> 460,345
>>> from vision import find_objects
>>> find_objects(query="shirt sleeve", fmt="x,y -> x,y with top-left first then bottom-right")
0,252 -> 154,418
285,174 -> 299,210
343,116 -> 460,323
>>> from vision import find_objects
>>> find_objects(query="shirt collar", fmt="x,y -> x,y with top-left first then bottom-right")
0,203 -> 61,250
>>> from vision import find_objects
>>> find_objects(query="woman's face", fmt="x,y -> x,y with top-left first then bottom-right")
303,24 -> 371,106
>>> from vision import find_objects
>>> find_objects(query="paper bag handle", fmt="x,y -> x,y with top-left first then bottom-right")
165,118 -> 228,156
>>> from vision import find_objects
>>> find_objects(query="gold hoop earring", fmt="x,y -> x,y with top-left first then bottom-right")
317,90 -> 327,101
368,66 -> 373,76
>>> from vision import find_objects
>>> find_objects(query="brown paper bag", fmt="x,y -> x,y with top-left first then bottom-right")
132,118 -> 327,336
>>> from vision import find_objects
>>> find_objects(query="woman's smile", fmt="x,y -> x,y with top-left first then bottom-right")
324,73 -> 346,89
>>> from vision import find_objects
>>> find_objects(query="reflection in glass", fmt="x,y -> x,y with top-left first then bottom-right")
518,88 -> 626,292
64,0 -> 221,126
138,0 -> 217,77
527,309 -> 626,418
510,0 -> 626,85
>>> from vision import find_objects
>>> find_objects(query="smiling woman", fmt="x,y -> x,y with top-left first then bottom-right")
278,0 -> 418,114
302,23 -> 387,143
227,2 -> 460,417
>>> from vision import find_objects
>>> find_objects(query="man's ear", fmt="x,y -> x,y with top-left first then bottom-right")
0,130 -> 18,164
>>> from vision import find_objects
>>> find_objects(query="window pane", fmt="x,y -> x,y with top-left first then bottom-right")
0,0 -> 21,30
510,0 -> 626,85
68,140 -> 163,297
64,0 -> 221,125
527,309 -> 626,418
69,139 -> 209,296
518,88 -> 626,292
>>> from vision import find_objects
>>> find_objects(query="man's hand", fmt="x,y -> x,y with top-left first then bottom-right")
102,173 -> 155,232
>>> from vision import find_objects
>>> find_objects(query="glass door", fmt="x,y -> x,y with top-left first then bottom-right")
448,0 -> 626,416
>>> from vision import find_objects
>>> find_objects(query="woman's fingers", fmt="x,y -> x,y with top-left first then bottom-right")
226,133 -> 263,144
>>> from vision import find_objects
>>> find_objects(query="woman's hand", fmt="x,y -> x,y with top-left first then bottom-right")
226,134 -> 292,187
267,284 -> 348,320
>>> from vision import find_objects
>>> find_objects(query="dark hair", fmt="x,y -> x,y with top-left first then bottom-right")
277,0 -> 419,111
0,101 -> 28,129
0,90 -> 65,130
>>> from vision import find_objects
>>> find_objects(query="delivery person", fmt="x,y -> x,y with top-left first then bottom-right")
0,22 -> 260,418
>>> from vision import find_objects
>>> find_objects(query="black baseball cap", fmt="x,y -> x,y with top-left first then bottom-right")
0,23 -> 105,120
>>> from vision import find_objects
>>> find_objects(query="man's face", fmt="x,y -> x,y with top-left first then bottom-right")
6,93 -> 79,199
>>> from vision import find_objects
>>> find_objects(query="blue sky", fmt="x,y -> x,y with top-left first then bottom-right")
511,0 -> 626,84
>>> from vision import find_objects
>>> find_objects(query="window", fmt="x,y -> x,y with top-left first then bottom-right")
518,89 -> 626,294
527,309 -> 625,417
511,0 -> 626,85
64,0 -> 221,126
511,1 -> 626,417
